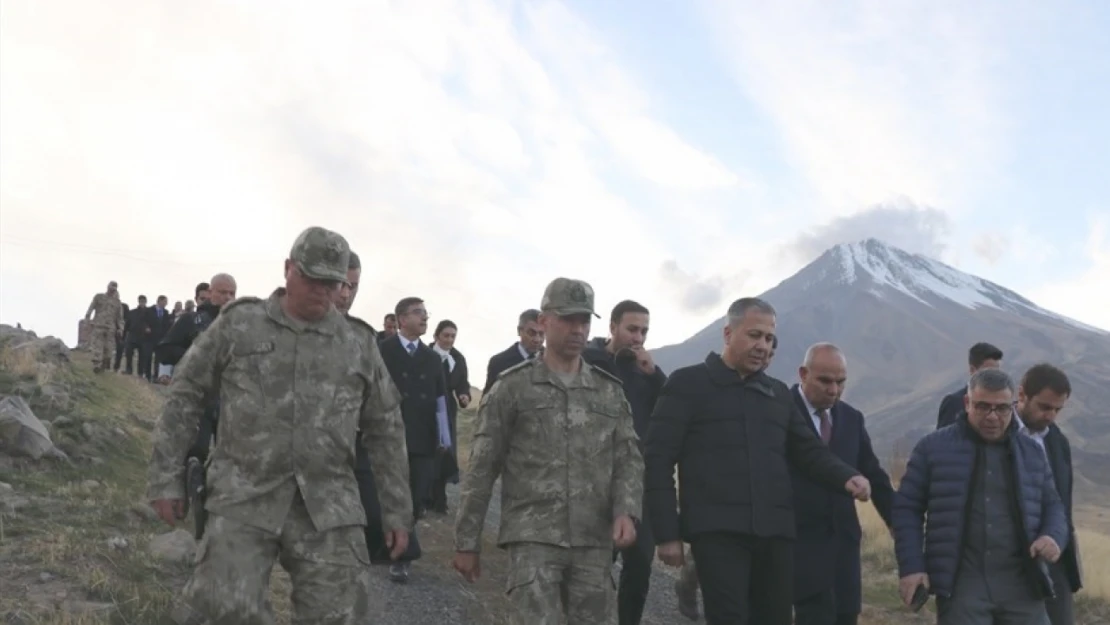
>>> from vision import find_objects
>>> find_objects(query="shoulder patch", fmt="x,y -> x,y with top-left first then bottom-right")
497,358 -> 534,379
588,362 -> 624,386
221,296 -> 262,315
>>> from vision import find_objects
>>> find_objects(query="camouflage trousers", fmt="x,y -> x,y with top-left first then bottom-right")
505,542 -> 615,625
89,325 -> 114,369
184,493 -> 372,625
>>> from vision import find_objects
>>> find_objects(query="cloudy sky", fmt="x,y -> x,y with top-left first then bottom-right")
2,0 -> 1107,384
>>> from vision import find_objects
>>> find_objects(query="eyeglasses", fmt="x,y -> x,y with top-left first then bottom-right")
971,401 -> 1015,417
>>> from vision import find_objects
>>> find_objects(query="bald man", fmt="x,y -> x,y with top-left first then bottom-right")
789,343 -> 894,625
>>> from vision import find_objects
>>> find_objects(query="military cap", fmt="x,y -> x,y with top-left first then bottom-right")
540,277 -> 600,318
289,226 -> 350,283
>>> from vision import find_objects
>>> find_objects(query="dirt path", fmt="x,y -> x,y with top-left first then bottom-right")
375,480 -> 690,625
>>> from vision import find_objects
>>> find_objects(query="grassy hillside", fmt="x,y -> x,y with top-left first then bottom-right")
0,336 -> 189,623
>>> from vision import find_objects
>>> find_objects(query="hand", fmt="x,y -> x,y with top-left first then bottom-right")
631,346 -> 655,375
657,540 -> 685,568
384,528 -> 409,560
612,515 -> 637,549
453,551 -> 481,582
845,475 -> 871,502
1030,535 -> 1061,563
898,573 -> 929,606
459,394 -> 471,408
150,499 -> 185,526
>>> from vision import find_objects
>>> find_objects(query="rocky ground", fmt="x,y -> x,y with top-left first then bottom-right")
2,322 -> 1101,624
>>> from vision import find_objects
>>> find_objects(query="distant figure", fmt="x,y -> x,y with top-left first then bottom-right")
1015,364 -> 1082,625
790,343 -> 894,625
481,308 -> 544,395
895,368 -> 1067,625
84,280 -> 123,373
453,277 -> 643,625
123,295 -> 153,380
184,299 -> 196,313
379,313 -> 398,343
936,342 -> 1003,429
146,226 -> 412,623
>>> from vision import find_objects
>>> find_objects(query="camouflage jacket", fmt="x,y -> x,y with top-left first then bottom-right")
146,289 -> 413,534
454,358 -> 643,551
88,293 -> 122,332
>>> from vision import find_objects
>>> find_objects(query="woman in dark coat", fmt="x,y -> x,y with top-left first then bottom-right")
429,319 -> 471,514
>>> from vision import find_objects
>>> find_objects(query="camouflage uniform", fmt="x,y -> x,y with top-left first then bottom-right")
86,289 -> 122,371
147,227 -> 413,625
455,277 -> 644,625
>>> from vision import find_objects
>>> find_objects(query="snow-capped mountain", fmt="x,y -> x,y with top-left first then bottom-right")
652,238 -> 1110,496
796,238 -> 1103,334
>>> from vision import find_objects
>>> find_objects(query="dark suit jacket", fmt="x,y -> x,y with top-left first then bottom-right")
1044,424 -> 1082,592
482,343 -> 528,395
379,336 -> 447,457
789,385 -> 895,610
936,386 -> 965,429
124,306 -> 153,342
147,306 -> 174,342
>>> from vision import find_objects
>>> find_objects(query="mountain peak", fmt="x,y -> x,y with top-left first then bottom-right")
802,239 -> 1103,334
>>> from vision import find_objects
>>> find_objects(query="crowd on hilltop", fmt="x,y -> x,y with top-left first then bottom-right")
79,225 -> 1086,625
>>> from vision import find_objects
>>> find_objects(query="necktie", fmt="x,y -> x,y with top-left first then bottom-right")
406,342 -> 416,356
817,409 -> 832,444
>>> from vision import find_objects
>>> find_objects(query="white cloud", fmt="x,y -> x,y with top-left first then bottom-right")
1029,214 -> 1110,331
0,0 -> 741,386
698,0 -> 1019,213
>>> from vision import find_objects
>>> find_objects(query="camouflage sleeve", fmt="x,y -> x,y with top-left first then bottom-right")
454,380 -> 513,552
145,312 -> 231,501
85,294 -> 99,320
358,344 -> 413,533
610,393 -> 644,521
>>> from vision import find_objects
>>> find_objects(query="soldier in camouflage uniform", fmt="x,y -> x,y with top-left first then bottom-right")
147,227 -> 413,625
84,280 -> 123,373
453,277 -> 644,625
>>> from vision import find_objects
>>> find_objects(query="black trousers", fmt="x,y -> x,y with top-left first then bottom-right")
689,532 -> 793,625
125,339 -> 154,379
794,591 -> 858,625
408,454 -> 436,519
113,337 -> 125,370
617,512 -> 655,625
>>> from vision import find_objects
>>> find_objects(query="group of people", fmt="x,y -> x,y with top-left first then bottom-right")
81,277 -> 237,383
126,224 -> 1085,625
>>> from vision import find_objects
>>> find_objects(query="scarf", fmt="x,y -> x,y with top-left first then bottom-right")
432,343 -> 456,372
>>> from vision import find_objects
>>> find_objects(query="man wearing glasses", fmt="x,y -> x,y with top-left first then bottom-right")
893,368 -> 1068,625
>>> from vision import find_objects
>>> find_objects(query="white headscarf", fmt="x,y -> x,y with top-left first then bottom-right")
433,343 -> 456,372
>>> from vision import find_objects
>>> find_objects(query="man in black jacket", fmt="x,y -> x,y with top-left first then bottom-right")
1015,364 -> 1081,625
643,297 -> 872,625
936,342 -> 1003,429
481,308 -> 544,394
583,299 -> 666,625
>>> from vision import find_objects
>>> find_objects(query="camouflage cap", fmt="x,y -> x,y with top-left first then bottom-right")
289,226 -> 350,283
540,277 -> 600,318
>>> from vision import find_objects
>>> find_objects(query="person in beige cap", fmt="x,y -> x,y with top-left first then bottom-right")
147,226 -> 413,625
84,280 -> 123,373
454,277 -> 644,625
